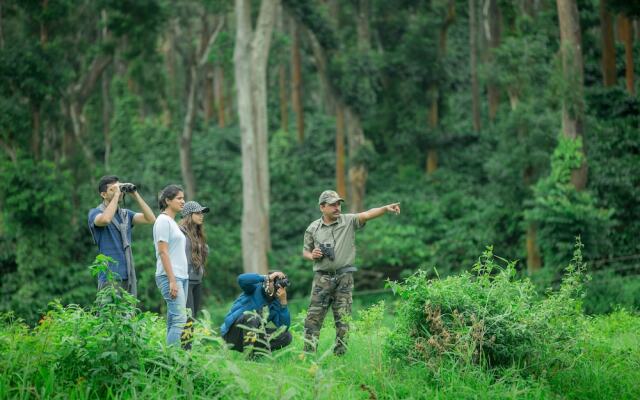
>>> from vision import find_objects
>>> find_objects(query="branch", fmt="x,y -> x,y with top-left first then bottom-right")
198,17 -> 225,68
0,137 -> 17,162
72,55 -> 113,106
251,0 -> 279,73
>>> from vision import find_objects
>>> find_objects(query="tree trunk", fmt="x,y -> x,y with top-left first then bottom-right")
278,7 -> 288,132
203,64 -> 215,124
336,106 -> 346,198
486,0 -> 501,121
356,0 -> 371,51
526,223 -> 542,273
101,9 -> 111,170
0,0 -> 5,49
557,0 -> 587,191
599,0 -> 616,87
469,0 -> 481,133
426,0 -> 455,174
214,63 -> 226,128
345,107 -> 367,212
235,0 -> 278,274
31,107 -> 40,160
180,63 -> 198,200
179,15 -> 224,200
291,20 -> 304,143
618,15 -> 635,94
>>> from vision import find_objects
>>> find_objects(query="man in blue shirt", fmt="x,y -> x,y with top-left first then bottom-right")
221,272 -> 292,353
88,175 -> 156,296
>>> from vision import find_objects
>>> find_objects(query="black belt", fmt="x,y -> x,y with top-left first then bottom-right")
316,265 -> 357,275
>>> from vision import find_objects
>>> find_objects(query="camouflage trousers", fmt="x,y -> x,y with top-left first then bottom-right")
303,271 -> 354,355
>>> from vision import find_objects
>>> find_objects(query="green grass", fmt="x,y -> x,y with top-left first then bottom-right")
1,303 -> 638,399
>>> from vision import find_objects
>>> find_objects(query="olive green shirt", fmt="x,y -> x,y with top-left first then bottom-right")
303,213 -> 365,272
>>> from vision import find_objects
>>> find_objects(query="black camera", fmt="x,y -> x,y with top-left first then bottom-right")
319,243 -> 335,261
274,276 -> 289,290
119,183 -> 137,193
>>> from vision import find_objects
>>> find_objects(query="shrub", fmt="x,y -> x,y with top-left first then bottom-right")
385,240 -> 588,374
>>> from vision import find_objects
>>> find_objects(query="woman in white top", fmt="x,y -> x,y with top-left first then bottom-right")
153,184 -> 187,346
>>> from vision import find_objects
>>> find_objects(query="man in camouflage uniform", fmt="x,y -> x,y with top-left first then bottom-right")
302,190 -> 400,355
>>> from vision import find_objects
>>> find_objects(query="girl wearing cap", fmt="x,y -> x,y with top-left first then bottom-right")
178,201 -> 210,347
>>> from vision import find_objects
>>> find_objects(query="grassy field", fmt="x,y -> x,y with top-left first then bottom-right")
1,298 -> 639,400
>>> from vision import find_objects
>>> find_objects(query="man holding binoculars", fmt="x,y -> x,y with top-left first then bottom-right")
302,190 -> 400,356
88,175 -> 156,296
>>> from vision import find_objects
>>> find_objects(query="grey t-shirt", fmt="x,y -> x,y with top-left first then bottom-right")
153,214 -> 188,279
184,234 -> 209,282
303,213 -> 365,272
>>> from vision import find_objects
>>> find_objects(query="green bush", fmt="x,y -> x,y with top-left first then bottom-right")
0,255 -> 228,398
385,241 -> 588,373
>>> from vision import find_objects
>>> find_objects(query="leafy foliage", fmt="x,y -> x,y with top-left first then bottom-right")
385,241 -> 588,373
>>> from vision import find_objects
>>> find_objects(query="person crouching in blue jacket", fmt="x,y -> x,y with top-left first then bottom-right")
221,272 -> 292,353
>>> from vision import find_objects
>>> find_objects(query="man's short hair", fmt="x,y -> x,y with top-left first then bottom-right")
98,175 -> 119,193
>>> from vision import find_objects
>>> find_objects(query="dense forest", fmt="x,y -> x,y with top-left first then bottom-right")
1,0 -> 639,325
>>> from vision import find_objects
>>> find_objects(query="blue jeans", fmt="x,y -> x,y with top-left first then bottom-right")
156,275 -> 189,346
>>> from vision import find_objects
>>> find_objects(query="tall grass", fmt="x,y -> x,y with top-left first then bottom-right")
0,252 -> 638,399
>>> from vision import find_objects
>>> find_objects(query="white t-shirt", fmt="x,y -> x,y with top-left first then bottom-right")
153,213 -> 188,279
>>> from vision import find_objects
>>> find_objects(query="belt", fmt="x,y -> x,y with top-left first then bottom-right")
316,265 -> 357,275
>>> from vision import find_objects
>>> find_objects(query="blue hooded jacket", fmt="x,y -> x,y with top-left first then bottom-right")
220,273 -> 291,337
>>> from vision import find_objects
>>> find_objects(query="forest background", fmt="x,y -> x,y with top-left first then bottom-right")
1,0 -> 639,324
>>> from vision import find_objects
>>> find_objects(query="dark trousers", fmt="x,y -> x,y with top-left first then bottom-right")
186,281 -> 202,318
182,281 -> 202,350
223,313 -> 292,353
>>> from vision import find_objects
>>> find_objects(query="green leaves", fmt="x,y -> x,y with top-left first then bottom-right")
386,242 -> 587,373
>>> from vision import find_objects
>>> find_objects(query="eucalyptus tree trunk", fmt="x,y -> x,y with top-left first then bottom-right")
278,6 -> 288,132
599,0 -> 617,87
291,19 -> 304,142
306,26 -> 347,201
486,0 -> 501,121
235,0 -> 278,274
336,106 -> 346,198
469,0 -> 481,133
557,0 -> 587,191
618,15 -> 635,94
214,63 -> 226,128
426,0 -> 455,174
180,15 -> 224,200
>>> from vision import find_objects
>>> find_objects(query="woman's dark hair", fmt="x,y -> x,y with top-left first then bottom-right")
158,184 -> 184,211
98,175 -> 119,193
179,215 -> 208,270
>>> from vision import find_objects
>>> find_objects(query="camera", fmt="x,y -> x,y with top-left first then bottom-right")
319,243 -> 335,261
274,276 -> 289,290
119,183 -> 137,193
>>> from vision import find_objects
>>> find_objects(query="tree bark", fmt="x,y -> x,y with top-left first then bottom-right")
203,64 -> 215,124
485,0 -> 501,121
214,63 -> 226,128
0,0 -> 5,49
278,7 -> 289,132
101,9 -> 111,170
180,15 -> 224,200
426,0 -> 455,174
469,0 -> 481,132
235,0 -> 278,274
336,106 -> 346,198
291,19 -> 304,142
356,0 -> 371,51
557,0 -> 587,191
526,223 -> 542,273
345,107 -> 367,212
599,0 -> 617,87
31,107 -> 40,160
618,15 -> 635,94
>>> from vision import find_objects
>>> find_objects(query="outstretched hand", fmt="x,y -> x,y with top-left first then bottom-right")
386,203 -> 401,215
